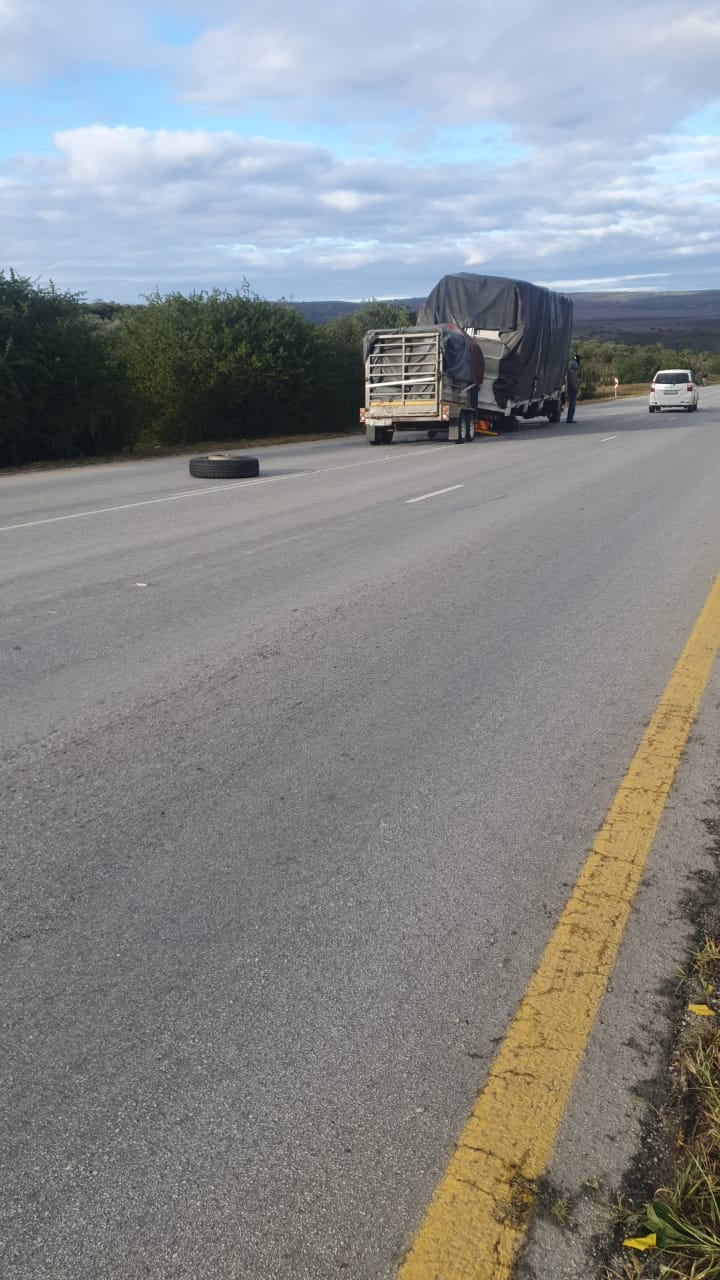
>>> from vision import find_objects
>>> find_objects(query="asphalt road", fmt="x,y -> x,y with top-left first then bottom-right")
3,392 -> 720,1279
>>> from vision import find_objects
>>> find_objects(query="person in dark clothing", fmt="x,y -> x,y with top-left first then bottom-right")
566,354 -> 580,422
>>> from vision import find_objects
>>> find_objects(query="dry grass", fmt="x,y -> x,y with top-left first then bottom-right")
590,384 -> 650,401
608,938 -> 720,1279
0,430 -> 361,476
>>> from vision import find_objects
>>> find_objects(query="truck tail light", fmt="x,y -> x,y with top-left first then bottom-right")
359,407 -> 366,423
441,404 -> 450,421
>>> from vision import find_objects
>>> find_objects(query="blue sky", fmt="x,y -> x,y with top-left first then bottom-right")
1,0 -> 720,303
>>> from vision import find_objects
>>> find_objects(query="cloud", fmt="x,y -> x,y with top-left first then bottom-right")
1,2 -> 719,299
176,0 -> 720,144
0,0 -> 150,82
2,120 -> 720,301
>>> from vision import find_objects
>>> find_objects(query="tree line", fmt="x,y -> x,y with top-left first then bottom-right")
573,336 -> 720,399
2,269 -> 719,467
0,271 -> 412,467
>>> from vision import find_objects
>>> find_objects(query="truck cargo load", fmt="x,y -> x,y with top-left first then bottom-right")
417,273 -> 573,425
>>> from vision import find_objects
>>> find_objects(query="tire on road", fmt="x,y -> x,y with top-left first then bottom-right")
189,454 -> 260,479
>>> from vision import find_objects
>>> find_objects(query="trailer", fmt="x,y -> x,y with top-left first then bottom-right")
361,324 -> 485,444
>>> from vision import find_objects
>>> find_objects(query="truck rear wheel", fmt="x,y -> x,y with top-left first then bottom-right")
466,414 -> 476,441
456,417 -> 467,444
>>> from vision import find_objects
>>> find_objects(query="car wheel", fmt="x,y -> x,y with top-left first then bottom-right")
648,406 -> 656,413
189,454 -> 260,478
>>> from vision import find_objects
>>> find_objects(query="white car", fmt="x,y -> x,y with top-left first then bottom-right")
649,369 -> 699,413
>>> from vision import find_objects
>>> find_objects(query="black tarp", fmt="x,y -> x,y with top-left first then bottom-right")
417,273 -> 573,409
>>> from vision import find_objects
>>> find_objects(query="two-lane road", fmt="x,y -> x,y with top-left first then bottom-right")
3,393 -> 720,1278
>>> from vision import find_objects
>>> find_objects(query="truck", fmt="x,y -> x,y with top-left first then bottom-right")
361,273 -> 573,444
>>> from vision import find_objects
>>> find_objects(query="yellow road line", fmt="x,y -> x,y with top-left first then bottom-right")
398,573 -> 720,1280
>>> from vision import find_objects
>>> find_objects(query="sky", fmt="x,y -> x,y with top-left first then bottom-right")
1,0 -> 720,303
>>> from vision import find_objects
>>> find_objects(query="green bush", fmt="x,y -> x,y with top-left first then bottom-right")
0,270 -> 139,466
573,338 -> 720,399
115,285 -> 326,446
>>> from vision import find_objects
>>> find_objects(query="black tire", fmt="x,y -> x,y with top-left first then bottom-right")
456,417 -> 467,444
649,406 -> 656,413
547,401 -> 562,424
466,414 -> 476,442
189,455 -> 260,479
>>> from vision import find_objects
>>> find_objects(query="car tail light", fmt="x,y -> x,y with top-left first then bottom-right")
687,382 -> 693,392
650,382 -> 655,392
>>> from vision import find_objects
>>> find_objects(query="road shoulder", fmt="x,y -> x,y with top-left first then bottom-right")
515,658 -> 720,1279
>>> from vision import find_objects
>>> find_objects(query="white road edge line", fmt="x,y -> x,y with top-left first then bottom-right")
0,445 -> 457,533
406,484 -> 464,504
601,435 -> 618,442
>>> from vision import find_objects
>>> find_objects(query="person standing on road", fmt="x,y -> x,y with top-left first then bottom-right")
566,353 -> 580,423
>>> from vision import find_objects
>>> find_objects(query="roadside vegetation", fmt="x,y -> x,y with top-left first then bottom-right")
0,270 -> 413,467
609,936 -> 720,1279
2,267 -> 719,468
574,340 -> 720,402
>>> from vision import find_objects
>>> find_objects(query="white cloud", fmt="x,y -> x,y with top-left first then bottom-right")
0,0 -> 150,81
1,2 -> 720,298
2,120 -> 720,300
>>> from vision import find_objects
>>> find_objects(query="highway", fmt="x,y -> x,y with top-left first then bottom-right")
3,391 -> 720,1279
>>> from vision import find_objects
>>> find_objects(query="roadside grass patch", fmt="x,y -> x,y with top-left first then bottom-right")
608,937 -> 720,1278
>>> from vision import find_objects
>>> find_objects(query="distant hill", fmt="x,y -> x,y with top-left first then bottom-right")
570,290 -> 720,348
292,289 -> 720,350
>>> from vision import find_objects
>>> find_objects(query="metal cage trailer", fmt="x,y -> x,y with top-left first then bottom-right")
361,327 -> 480,445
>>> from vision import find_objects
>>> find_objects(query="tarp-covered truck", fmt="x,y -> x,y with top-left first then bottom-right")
362,273 -> 573,443
419,273 -> 574,431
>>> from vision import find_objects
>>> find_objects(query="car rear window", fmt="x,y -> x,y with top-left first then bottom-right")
654,371 -> 690,384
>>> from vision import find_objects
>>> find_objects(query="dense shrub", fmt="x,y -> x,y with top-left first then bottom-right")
574,338 -> 720,400
0,271 -> 139,466
115,285 -> 327,446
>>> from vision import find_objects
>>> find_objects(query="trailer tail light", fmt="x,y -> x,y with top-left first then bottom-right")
441,404 -> 450,421
359,407 -> 367,423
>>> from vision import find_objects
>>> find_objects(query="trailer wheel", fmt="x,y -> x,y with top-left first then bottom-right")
546,400 -> 562,424
188,454 -> 260,479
